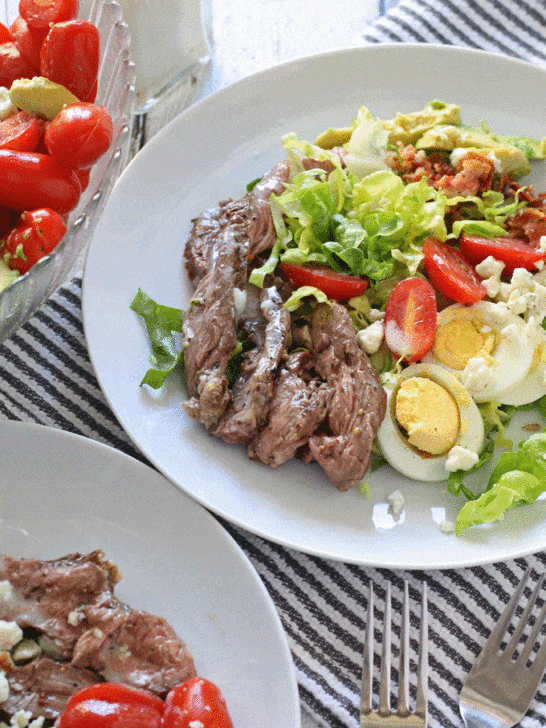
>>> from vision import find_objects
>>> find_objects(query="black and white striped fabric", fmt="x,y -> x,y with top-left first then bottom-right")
2,3 -> 546,727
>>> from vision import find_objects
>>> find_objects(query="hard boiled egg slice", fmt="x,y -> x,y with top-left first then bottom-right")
500,324 -> 546,406
377,363 -> 484,482
422,301 -> 534,403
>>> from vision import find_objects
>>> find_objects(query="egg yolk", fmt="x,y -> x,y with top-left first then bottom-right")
395,376 -> 460,455
432,315 -> 496,370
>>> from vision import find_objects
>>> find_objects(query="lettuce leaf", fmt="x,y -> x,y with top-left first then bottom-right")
455,430 -> 546,535
130,288 -> 185,389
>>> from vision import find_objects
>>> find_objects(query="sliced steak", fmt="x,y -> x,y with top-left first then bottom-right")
308,302 -> 387,491
183,227 -> 248,429
247,161 -> 290,258
212,286 -> 291,445
2,657 -> 99,722
0,551 -> 120,658
249,351 -> 330,467
0,551 -> 197,722
73,608 -> 195,694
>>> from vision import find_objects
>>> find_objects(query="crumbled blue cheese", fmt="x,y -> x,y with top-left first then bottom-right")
387,489 -> 405,516
0,622 -> 22,651
0,671 -> 9,703
445,445 -> 479,472
189,722 -> 205,728
475,255 -> 505,298
439,520 -> 455,534
356,320 -> 385,354
0,711 -> 45,728
0,582 -> 13,603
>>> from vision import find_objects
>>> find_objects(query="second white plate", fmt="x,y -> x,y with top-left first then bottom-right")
83,44 -> 546,568
0,422 -> 300,728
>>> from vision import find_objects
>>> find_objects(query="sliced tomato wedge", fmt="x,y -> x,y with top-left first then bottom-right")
423,236 -> 487,305
280,261 -> 368,301
0,110 -> 45,152
0,23 -> 12,44
384,277 -> 437,362
459,232 -> 546,274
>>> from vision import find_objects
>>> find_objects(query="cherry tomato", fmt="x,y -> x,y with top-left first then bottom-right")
56,683 -> 164,728
0,40 -> 38,88
40,19 -> 99,101
0,206 -> 12,237
1,208 -> 67,274
0,150 -> 80,214
459,232 -> 546,275
45,102 -> 113,168
0,23 -> 12,44
19,0 -> 79,29
0,111 -> 45,152
280,261 -> 369,301
162,677 -> 234,728
9,15 -> 47,68
384,277 -> 437,362
423,236 -> 487,305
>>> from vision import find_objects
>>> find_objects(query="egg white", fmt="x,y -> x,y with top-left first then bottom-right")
499,325 -> 546,406
422,301 -> 535,404
377,363 -> 485,482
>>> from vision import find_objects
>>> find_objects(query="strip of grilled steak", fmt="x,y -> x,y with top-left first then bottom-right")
3,658 -> 99,722
212,286 -> 291,445
307,302 -> 387,491
183,227 -> 248,429
0,551 -> 196,721
246,161 -> 290,258
248,350 -> 330,467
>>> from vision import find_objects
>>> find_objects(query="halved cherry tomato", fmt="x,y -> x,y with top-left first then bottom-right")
0,23 -> 12,44
162,677 -> 234,728
384,277 -> 437,362
9,15 -> 47,68
19,0 -> 79,29
0,40 -> 38,88
423,236 -> 487,305
280,261 -> 368,301
1,207 -> 67,273
45,102 -> 113,168
0,150 -> 80,214
40,19 -> 99,101
459,232 -> 546,275
56,683 -> 164,728
0,111 -> 45,152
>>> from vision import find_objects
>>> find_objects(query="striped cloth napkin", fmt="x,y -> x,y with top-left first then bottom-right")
1,3 -> 546,728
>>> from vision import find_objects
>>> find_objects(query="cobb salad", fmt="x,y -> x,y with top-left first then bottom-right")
134,99 -> 546,536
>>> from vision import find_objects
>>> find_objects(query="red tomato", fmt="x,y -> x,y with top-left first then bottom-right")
19,0 -> 79,29
1,208 -> 67,274
0,23 -> 12,44
45,102 -> 113,168
9,15 -> 47,68
0,206 -> 12,237
280,261 -> 369,301
0,111 -> 45,152
423,236 -> 487,305
459,232 -> 546,275
40,19 -> 99,101
0,40 -> 38,88
0,150 -> 80,214
56,683 -> 164,728
162,677 -> 233,728
384,277 -> 437,362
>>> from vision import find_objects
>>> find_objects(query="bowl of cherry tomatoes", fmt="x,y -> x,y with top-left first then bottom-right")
0,0 -> 135,342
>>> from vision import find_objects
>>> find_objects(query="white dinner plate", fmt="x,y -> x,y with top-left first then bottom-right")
0,422 -> 299,727
83,44 -> 546,568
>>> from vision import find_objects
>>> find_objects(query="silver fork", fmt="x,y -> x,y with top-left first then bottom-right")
460,568 -> 546,728
361,580 -> 428,727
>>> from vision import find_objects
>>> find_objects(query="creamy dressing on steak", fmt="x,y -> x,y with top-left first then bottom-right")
183,160 -> 387,490
0,551 -> 196,723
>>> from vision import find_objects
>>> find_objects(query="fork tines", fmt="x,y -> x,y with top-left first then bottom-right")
361,580 -> 428,727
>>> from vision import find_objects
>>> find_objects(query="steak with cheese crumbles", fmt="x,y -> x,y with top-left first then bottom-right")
0,551 -> 196,723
